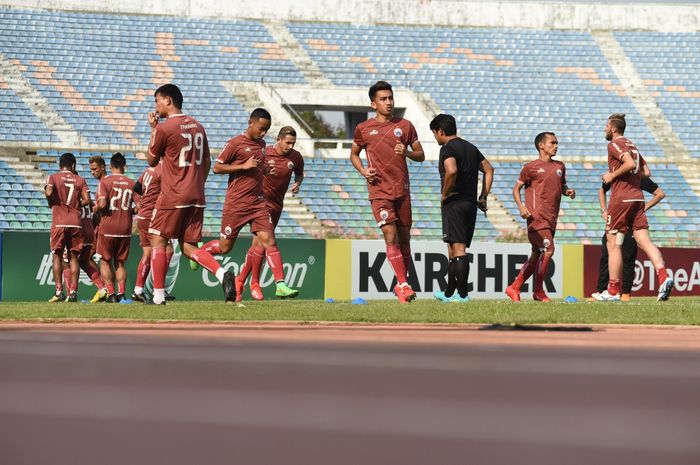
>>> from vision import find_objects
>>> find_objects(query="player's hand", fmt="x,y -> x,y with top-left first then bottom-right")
148,111 -> 159,128
477,197 -> 488,212
602,172 -> 613,185
291,181 -> 301,194
601,209 -> 608,222
363,167 -> 377,184
242,156 -> 260,171
519,206 -> 531,219
394,140 -> 406,156
565,188 -> 576,199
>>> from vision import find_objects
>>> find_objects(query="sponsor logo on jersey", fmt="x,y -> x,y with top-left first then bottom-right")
393,128 -> 403,138
537,168 -> 545,173
245,147 -> 252,152
369,130 -> 379,136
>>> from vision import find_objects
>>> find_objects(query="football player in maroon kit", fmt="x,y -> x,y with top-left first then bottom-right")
350,81 -> 425,303
131,162 -> 175,302
234,125 -> 304,301
94,153 -> 135,303
45,152 -> 90,302
201,109 -> 299,299
147,84 -> 235,305
505,132 -> 576,302
594,113 -> 673,302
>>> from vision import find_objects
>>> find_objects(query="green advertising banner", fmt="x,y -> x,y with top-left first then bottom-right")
1,232 -> 325,302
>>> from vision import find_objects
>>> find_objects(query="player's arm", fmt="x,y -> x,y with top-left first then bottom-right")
44,176 -> 55,206
402,140 -> 425,162
80,184 -> 90,207
350,143 -> 376,183
213,156 -> 259,174
441,157 -> 458,204
478,159 -> 494,212
291,173 -> 304,194
146,112 -> 163,167
562,183 -> 576,200
513,181 -> 530,219
598,185 -> 608,221
645,187 -> 665,212
602,152 -> 636,184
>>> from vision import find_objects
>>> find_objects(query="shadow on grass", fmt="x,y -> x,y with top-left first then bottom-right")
480,323 -> 594,332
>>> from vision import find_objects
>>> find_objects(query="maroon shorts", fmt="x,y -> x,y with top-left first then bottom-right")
137,217 -> 152,247
606,201 -> 648,234
149,207 -> 204,244
81,219 -> 95,247
528,228 -> 555,253
220,204 -> 273,239
97,235 -> 131,262
50,227 -> 84,254
371,196 -> 412,228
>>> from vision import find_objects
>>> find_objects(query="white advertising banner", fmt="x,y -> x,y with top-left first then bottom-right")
351,240 -> 563,300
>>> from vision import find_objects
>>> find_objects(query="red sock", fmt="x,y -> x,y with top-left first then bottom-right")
62,268 -> 71,291
534,255 -> 551,293
250,246 -> 265,285
85,265 -> 104,289
657,267 -> 668,286
117,280 -> 126,295
265,246 -> 285,282
69,275 -> 78,293
202,240 -> 222,255
106,282 -> 115,295
238,246 -> 255,282
511,260 -> 536,291
151,247 -> 167,290
135,256 -> 151,288
387,244 -> 408,285
400,244 -> 412,278
190,247 -> 223,277
607,279 -> 621,296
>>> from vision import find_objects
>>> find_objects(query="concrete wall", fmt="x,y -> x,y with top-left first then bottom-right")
2,0 -> 699,32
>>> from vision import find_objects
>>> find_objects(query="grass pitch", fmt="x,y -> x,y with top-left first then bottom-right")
0,297 -> 698,325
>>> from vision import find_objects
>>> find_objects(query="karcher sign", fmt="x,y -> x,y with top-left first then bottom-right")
351,240 -> 563,299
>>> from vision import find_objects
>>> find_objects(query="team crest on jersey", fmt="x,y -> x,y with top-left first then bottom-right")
287,161 -> 294,170
543,238 -> 551,249
369,130 -> 379,136
379,210 -> 389,220
556,169 -> 562,177
224,226 -> 232,236
393,128 -> 403,138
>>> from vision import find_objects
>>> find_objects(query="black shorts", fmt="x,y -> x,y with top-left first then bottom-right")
441,199 -> 477,246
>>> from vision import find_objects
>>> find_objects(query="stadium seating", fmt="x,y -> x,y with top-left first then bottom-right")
0,8 -> 305,147
287,23 -> 663,157
614,32 -> 700,159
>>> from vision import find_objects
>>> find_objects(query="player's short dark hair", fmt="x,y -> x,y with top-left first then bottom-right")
88,155 -> 105,167
429,114 -> 457,136
278,126 -> 297,139
608,113 -> 626,134
59,152 -> 76,169
110,152 -> 126,169
155,83 -> 183,110
534,132 -> 556,150
250,107 -> 271,121
369,81 -> 393,101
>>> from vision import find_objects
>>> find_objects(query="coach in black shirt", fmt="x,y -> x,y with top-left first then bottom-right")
590,177 -> 665,301
430,114 -> 494,302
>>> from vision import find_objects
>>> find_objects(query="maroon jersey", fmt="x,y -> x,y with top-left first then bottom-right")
47,170 -> 88,228
149,114 -> 210,209
517,159 -> 567,231
353,117 -> 418,200
136,164 -> 162,221
97,174 -> 135,237
216,134 -> 266,209
263,145 -> 304,211
607,137 -> 646,204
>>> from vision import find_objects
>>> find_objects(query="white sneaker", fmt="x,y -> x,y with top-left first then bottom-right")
657,277 -> 674,301
593,290 -> 621,302
590,292 -> 602,300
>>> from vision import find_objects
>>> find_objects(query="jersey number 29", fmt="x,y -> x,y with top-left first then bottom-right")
179,132 -> 204,167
